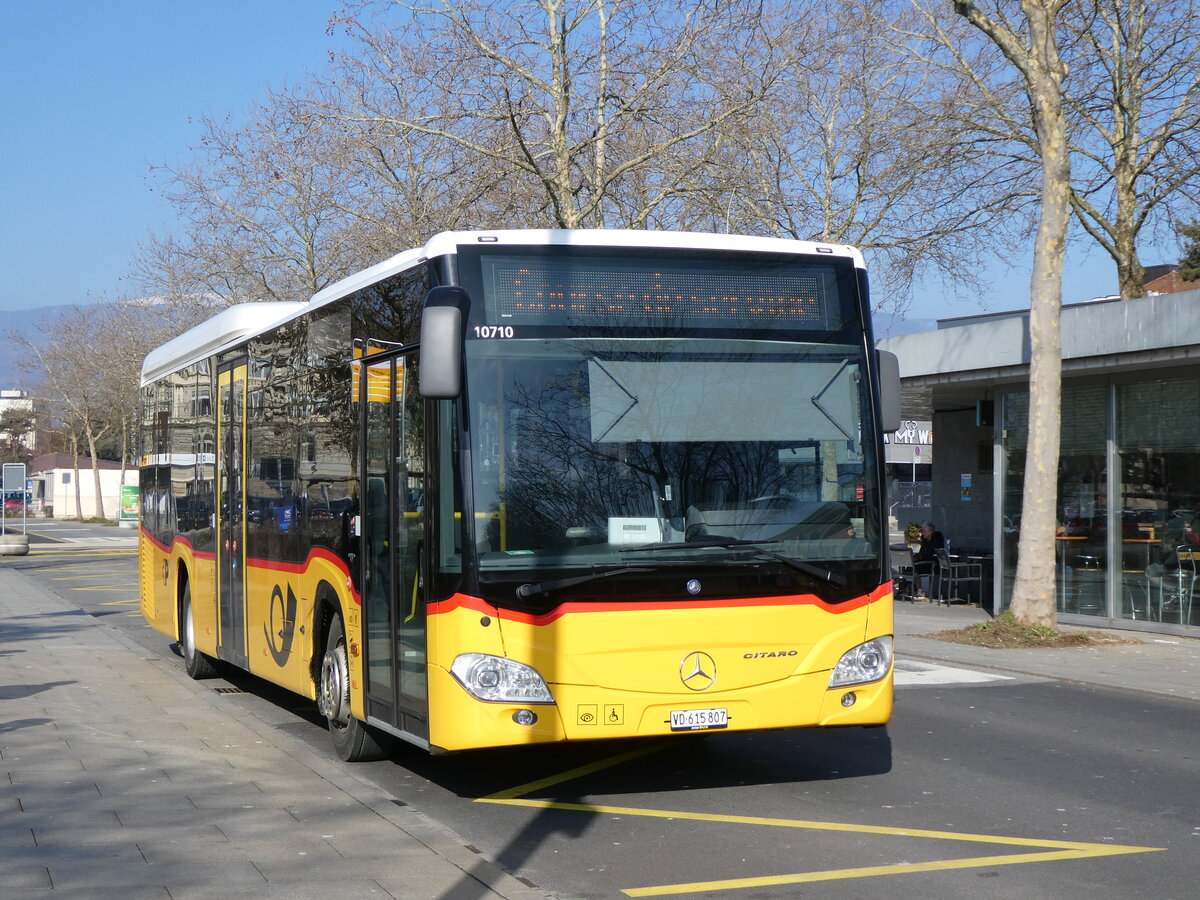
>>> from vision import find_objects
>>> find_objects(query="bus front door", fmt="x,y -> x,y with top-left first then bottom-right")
217,362 -> 249,670
361,350 -> 429,742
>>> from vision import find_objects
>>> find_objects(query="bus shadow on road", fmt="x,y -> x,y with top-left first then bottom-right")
387,724 -> 893,803
175,654 -> 891,802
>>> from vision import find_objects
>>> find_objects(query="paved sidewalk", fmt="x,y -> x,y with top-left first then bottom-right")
5,542 -> 1198,899
895,600 -> 1200,702
0,564 -> 546,900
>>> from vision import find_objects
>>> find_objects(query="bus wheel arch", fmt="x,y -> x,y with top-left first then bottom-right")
178,569 -> 221,680
310,582 -> 342,692
314,589 -> 391,762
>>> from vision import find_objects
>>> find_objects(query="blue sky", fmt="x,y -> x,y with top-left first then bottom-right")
0,2 -> 1177,320
0,1 -> 346,313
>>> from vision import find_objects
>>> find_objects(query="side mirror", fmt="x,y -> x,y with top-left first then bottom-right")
876,349 -> 901,433
419,287 -> 469,398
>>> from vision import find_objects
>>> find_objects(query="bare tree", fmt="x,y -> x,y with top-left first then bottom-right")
908,1 -> 1200,301
715,3 -> 1033,307
15,307 -> 123,519
1061,0 -> 1200,298
10,301 -> 187,520
136,85 -> 372,308
328,0 -> 790,229
921,0 -> 1070,628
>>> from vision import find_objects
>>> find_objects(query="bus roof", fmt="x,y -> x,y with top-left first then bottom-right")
307,230 -> 864,313
140,302 -> 305,386
141,230 -> 866,384
430,229 -> 864,265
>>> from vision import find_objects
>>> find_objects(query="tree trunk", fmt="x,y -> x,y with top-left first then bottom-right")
1114,203 -> 1147,299
85,426 -> 106,521
119,416 -> 129,489
1009,1 -> 1070,629
70,434 -> 83,521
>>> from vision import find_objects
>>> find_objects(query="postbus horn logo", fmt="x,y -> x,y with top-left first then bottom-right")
680,651 -> 717,691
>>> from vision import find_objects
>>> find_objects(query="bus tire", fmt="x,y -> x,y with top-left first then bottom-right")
318,613 -> 391,762
181,582 -> 221,679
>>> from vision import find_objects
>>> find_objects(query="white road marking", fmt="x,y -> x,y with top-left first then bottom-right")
894,659 -> 1013,685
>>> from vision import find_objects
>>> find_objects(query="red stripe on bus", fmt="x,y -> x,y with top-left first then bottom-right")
244,550 -> 362,605
140,526 -> 356,602
429,582 -> 890,626
139,528 -> 217,561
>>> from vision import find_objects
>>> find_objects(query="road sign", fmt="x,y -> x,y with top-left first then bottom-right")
2,463 -> 26,493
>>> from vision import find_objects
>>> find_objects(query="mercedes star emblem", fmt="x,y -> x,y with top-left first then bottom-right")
680,650 -> 717,691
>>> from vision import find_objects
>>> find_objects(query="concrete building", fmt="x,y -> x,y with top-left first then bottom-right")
879,287 -> 1200,636
30,453 -> 129,520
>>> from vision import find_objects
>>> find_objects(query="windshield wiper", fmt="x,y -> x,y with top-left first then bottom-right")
621,538 -> 848,587
515,565 -> 655,600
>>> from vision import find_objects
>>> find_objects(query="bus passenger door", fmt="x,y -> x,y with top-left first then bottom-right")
217,362 -> 248,669
361,350 -> 428,739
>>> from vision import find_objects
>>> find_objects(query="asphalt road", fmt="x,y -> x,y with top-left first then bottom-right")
8,537 -> 1198,899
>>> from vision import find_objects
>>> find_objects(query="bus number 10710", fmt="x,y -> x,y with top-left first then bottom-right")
473,325 -> 515,339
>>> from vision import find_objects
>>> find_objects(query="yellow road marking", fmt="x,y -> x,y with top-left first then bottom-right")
50,569 -> 132,580
478,756 -> 1164,895
479,744 -> 669,802
622,847 -> 1160,896
29,550 -> 136,558
100,598 -> 139,607
69,584 -> 137,591
23,533 -> 67,544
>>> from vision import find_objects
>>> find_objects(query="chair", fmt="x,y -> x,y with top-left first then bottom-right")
1162,546 -> 1198,624
890,545 -> 917,602
935,547 -> 983,605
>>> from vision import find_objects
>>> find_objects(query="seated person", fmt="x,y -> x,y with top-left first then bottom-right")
913,520 -> 945,599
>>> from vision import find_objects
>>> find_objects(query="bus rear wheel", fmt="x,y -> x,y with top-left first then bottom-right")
181,583 -> 221,679
318,613 -> 390,762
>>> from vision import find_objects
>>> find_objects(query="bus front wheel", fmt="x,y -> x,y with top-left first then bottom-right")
318,613 -> 390,762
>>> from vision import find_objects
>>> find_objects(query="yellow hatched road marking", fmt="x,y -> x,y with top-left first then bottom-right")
50,569 -> 133,579
479,744 -> 668,802
29,549 -> 137,558
621,847 -> 1159,896
477,750 -> 1164,895
69,584 -> 137,591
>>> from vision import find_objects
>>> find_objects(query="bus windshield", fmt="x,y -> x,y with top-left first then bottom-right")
465,336 -> 882,599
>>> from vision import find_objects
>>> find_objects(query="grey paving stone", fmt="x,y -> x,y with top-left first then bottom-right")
22,808 -> 122,831
4,865 -> 53,890
3,888 -> 171,900
169,881 -> 396,900
3,757 -> 87,777
0,564 -> 544,900
44,857 -> 269,890
0,821 -> 37,847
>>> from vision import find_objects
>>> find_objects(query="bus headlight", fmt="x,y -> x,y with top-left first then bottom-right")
450,653 -> 555,704
828,636 -> 893,688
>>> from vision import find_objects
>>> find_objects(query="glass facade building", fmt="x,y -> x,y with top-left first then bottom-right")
1001,377 -> 1200,627
880,289 -> 1200,635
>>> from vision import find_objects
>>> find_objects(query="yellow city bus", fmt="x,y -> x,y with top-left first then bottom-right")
139,230 -> 901,760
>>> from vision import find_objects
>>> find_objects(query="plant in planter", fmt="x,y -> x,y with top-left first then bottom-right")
904,523 -> 921,549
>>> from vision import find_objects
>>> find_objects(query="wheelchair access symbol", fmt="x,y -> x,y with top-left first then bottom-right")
577,704 -> 624,725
